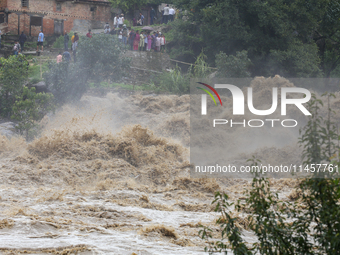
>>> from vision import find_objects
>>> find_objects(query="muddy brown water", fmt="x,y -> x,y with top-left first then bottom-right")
1,76 -> 339,254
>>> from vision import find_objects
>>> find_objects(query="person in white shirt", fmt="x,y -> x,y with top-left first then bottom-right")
163,5 -> 169,24
104,23 -> 110,34
156,36 -> 161,52
121,14 -> 125,26
160,32 -> 166,52
169,7 -> 175,22
118,16 -> 122,28
114,15 -> 118,28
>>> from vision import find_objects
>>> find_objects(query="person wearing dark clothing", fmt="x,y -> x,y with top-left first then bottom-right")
74,33 -> 79,43
151,32 -> 156,51
128,30 -> 136,51
150,7 -> 155,25
19,32 -> 27,52
64,32 -> 69,51
122,26 -> 128,45
63,51 -> 71,62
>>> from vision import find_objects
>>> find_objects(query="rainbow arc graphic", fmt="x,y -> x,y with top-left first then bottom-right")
197,82 -> 222,106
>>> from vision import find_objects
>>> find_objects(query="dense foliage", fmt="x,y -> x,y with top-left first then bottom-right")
44,34 -> 130,106
0,55 -> 29,117
0,55 -> 54,139
11,87 -> 55,140
109,0 -> 165,12
199,93 -> 340,254
168,0 -> 340,77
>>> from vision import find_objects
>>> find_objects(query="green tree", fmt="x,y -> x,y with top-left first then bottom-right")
193,50 -> 212,78
11,87 -> 55,140
269,40 -> 322,77
109,0 -> 149,13
44,34 -> 130,105
166,15 -> 203,63
108,0 -> 167,13
170,0 -> 338,77
155,65 -> 190,95
76,34 -> 130,83
215,50 -> 251,78
0,55 -> 29,117
314,0 -> 340,77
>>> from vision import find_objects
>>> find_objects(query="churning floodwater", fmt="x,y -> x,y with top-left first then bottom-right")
1,76 -> 339,254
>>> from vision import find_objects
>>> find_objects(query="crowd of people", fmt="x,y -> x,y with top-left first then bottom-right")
101,24 -> 166,52
61,31 -> 79,62
8,7 -> 170,62
5,4 -> 177,58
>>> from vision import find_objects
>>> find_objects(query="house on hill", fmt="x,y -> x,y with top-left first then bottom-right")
0,0 -> 116,36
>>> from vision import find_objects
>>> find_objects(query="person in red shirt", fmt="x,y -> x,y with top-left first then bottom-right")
86,29 -> 92,38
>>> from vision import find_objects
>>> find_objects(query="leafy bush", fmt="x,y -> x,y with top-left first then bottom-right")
166,17 -> 203,62
269,40 -> 322,77
0,55 -> 29,117
193,50 -> 212,78
44,34 -> 130,105
76,34 -> 130,83
200,93 -> 340,254
155,65 -> 190,95
215,50 -> 252,78
11,87 -> 55,140
52,34 -> 72,49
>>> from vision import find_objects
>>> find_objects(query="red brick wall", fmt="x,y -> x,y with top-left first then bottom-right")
6,0 -> 112,36
0,0 -> 7,9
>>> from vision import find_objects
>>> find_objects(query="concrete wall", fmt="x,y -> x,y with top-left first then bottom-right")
5,0 -> 112,36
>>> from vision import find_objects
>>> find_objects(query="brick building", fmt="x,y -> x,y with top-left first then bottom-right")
0,0 -> 114,36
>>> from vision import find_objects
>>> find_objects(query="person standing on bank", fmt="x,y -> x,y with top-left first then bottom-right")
129,29 -> 136,51
114,14 -> 118,28
169,6 -> 175,22
150,7 -> 155,25
0,29 -> 2,48
64,31 -> 69,51
19,31 -> 27,52
147,32 -> 152,51
163,5 -> 170,24
37,30 -> 44,52
133,30 -> 140,51
144,31 -> 148,51
122,24 -> 128,45
72,32 -> 79,51
139,31 -> 145,51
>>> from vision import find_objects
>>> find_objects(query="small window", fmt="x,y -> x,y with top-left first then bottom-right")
56,3 -> 61,11
30,16 -> 42,26
21,0 -> 28,7
90,7 -> 96,12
